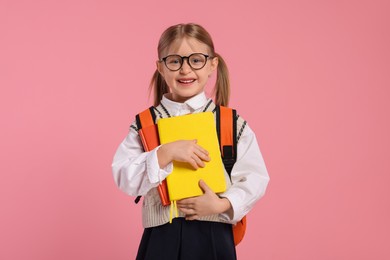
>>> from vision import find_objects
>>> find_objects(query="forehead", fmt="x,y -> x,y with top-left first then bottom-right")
165,37 -> 210,56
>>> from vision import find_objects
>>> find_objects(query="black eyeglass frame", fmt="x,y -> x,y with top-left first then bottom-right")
159,53 -> 213,71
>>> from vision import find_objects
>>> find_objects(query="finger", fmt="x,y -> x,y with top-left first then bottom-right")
194,144 -> 209,156
194,144 -> 210,157
177,198 -> 195,206
191,155 -> 205,168
199,179 -> 212,193
177,203 -> 196,211
185,214 -> 199,221
177,203 -> 193,210
194,149 -> 210,162
188,158 -> 199,170
179,207 -> 196,215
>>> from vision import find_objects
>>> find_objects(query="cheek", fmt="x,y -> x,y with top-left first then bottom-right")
163,74 -> 178,88
205,64 -> 216,77
166,75 -> 176,82
204,70 -> 214,79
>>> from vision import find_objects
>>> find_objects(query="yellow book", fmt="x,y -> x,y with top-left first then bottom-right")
157,112 -> 227,203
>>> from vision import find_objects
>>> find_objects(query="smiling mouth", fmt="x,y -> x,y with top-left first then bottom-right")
178,79 -> 196,84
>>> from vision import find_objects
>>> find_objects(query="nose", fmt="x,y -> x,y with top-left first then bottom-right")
180,58 -> 192,74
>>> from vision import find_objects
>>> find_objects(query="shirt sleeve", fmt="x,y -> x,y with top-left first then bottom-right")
219,123 -> 270,223
111,127 -> 173,196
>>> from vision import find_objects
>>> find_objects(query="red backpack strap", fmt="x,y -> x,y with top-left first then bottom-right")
136,107 -> 156,129
215,105 -> 237,177
216,105 -> 246,246
134,107 -> 170,206
136,107 -> 159,152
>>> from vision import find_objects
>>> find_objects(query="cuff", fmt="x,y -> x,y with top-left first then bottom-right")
219,189 -> 247,223
146,145 -> 173,184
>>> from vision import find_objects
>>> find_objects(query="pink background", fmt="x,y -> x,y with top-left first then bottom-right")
1,0 -> 389,259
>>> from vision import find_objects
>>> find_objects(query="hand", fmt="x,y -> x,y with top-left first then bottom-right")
177,180 -> 232,220
157,140 -> 210,169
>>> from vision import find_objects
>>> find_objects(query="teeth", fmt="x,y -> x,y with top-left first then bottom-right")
178,79 -> 195,83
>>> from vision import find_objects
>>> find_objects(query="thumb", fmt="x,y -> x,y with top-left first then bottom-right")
199,179 -> 212,193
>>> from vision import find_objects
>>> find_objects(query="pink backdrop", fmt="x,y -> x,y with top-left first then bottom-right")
1,0 -> 389,259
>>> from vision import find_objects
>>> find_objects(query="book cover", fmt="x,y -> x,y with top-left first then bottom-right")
157,112 -> 226,201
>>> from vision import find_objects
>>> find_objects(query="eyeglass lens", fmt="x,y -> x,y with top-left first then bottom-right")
164,53 -> 208,71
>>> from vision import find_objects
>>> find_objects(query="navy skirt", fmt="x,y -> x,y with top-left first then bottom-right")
136,218 -> 237,260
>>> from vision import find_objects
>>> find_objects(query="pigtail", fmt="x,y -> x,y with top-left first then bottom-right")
149,69 -> 169,107
214,53 -> 230,106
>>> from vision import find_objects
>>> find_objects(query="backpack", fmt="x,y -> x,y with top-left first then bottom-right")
134,105 -> 247,246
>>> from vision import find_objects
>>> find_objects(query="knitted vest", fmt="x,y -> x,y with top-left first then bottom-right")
130,100 -> 247,228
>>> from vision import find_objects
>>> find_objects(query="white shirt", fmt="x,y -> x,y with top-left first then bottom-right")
112,92 -> 269,223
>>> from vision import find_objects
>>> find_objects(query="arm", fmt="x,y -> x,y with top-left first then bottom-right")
111,127 -> 173,196
157,139 -> 210,170
220,124 -> 270,223
177,124 -> 270,223
177,180 -> 233,220
112,127 -> 211,196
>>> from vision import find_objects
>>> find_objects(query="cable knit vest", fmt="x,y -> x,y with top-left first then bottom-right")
130,100 -> 247,228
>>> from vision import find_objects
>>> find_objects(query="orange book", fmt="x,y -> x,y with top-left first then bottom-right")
138,124 -> 170,206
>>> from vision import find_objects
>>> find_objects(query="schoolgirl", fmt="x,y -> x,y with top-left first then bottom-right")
112,23 -> 269,260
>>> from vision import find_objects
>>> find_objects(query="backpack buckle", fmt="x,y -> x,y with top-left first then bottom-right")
222,145 -> 235,175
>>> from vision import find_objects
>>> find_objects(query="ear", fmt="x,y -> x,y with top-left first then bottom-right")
156,60 -> 165,78
210,56 -> 218,72
208,56 -> 218,77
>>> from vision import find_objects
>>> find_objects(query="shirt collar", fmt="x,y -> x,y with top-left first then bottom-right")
161,92 -> 209,116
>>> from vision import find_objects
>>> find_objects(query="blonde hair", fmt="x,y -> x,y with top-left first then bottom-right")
149,23 -> 230,107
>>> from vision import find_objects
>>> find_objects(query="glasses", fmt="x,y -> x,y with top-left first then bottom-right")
159,53 -> 212,71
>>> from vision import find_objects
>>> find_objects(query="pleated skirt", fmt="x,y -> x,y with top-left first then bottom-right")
136,218 -> 237,260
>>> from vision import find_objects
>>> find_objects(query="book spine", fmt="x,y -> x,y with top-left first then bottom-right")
139,127 -> 171,206
157,180 -> 170,206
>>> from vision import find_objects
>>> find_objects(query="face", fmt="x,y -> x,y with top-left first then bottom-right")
157,37 -> 218,103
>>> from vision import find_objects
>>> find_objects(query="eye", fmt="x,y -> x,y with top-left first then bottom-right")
168,58 -> 180,64
190,54 -> 205,64
165,55 -> 181,65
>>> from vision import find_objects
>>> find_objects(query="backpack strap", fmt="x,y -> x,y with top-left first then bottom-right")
136,106 -> 156,129
134,107 -> 170,206
215,105 -> 237,178
216,105 -> 246,246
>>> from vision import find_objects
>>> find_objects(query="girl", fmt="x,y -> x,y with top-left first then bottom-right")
112,23 -> 269,260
